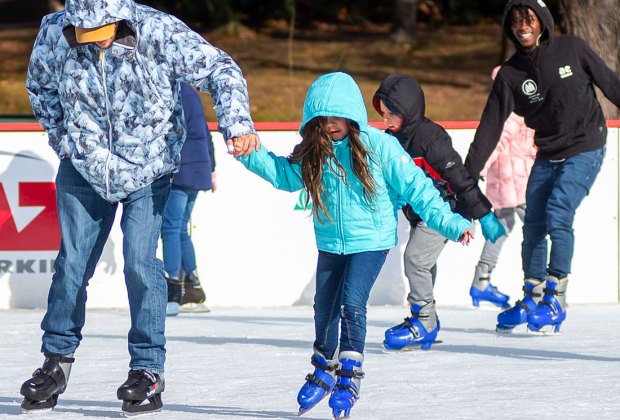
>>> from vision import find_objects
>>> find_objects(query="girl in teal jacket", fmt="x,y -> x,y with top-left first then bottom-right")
237,72 -> 472,418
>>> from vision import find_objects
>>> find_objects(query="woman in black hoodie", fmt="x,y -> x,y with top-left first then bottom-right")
373,74 -> 506,351
465,0 -> 620,334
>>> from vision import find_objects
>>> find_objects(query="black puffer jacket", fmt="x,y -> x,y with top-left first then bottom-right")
373,74 -> 492,226
465,0 -> 620,179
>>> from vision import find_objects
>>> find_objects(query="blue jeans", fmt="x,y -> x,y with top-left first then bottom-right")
161,185 -> 199,278
522,147 -> 605,280
41,160 -> 171,373
313,250 -> 389,359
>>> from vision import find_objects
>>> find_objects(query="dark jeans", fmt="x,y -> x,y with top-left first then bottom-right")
522,147 -> 605,280
313,250 -> 388,359
41,160 -> 171,373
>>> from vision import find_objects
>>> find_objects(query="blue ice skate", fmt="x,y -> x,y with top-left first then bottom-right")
329,351 -> 364,419
297,350 -> 337,415
527,277 -> 568,334
383,303 -> 440,351
496,279 -> 544,333
470,283 -> 510,308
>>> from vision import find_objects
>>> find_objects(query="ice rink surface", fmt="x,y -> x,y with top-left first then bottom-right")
0,305 -> 619,419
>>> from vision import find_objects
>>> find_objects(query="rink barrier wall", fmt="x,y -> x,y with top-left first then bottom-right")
0,121 -> 618,309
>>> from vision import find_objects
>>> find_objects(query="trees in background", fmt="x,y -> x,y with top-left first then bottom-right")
559,0 -> 619,119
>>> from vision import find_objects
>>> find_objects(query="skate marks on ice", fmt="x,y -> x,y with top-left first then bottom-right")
414,344 -> 620,362
0,396 -> 123,417
0,396 -> 310,419
88,333 -> 315,351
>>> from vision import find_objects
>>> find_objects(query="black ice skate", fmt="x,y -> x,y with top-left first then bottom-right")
20,354 -> 74,413
117,369 -> 165,416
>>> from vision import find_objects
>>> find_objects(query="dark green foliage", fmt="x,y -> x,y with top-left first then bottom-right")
4,0 -> 561,29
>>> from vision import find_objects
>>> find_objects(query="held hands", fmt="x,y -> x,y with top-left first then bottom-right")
226,133 -> 261,158
459,228 -> 474,246
479,212 -> 507,244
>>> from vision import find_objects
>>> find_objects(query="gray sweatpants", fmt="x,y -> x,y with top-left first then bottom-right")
478,205 -> 526,269
404,222 -> 448,306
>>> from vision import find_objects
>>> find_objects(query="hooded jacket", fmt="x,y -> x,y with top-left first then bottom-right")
465,0 -> 620,179
373,74 -> 492,225
238,72 -> 471,254
481,67 -> 536,209
173,83 -> 214,191
27,0 -> 254,202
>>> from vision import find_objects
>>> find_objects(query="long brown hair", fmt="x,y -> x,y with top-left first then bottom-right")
290,117 -> 377,223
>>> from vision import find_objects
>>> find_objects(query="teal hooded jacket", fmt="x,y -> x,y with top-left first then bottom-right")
239,72 -> 470,254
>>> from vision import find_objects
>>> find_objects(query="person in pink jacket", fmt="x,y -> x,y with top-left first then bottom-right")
470,66 -> 536,309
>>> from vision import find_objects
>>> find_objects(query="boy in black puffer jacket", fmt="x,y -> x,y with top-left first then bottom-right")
373,74 -> 506,352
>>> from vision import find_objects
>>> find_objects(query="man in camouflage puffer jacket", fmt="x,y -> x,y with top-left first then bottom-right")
20,0 -> 258,413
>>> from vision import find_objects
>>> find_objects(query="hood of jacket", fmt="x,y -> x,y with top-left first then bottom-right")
64,0 -> 137,28
299,72 -> 368,134
502,0 -> 554,51
372,73 -> 425,146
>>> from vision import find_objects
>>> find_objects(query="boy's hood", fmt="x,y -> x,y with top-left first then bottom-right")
64,0 -> 137,29
372,73 -> 425,142
502,0 -> 554,50
300,72 -> 368,134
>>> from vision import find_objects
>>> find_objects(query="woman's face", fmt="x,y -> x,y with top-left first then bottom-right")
379,100 -> 403,133
322,117 -> 350,141
511,7 -> 542,52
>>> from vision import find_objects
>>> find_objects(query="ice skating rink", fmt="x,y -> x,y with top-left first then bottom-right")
0,305 -> 619,419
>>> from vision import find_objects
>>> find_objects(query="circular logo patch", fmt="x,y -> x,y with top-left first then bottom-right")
521,79 -> 538,96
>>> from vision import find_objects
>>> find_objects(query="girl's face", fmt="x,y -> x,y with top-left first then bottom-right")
322,117 -> 350,141
511,8 -> 541,52
379,100 -> 403,133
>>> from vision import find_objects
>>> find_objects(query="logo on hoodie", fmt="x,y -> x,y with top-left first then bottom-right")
559,65 -> 574,79
522,79 -> 538,96
537,0 -> 547,7
521,79 -> 543,104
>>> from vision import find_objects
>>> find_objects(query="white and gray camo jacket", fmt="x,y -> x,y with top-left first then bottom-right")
26,0 -> 256,202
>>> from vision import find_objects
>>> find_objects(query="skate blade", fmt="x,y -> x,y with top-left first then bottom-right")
121,395 -> 163,417
495,324 -> 528,335
472,301 -> 510,311
297,406 -> 314,416
122,408 -> 162,417
527,325 -> 562,336
20,407 -> 53,414
381,340 -> 442,353
179,303 -> 211,313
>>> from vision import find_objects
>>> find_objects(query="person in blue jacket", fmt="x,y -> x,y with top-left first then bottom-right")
163,84 -> 215,316
235,72 -> 473,419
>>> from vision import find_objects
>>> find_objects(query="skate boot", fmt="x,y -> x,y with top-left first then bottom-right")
20,354 -> 74,413
297,349 -> 338,415
329,351 -> 364,419
166,275 -> 183,317
117,369 -> 165,416
469,263 -> 510,308
383,301 -> 439,351
180,270 -> 210,313
527,276 -> 568,334
496,278 -> 544,333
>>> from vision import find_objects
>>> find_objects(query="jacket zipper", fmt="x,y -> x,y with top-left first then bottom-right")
335,148 -> 346,254
100,48 -> 113,200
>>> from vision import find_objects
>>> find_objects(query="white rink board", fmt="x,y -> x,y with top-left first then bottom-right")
0,128 -> 618,309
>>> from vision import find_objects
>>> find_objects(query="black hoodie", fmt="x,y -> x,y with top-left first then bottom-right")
373,74 -> 492,226
465,0 -> 620,180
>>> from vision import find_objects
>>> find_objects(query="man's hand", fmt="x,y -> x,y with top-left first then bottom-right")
226,133 -> 260,158
211,171 -> 217,192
